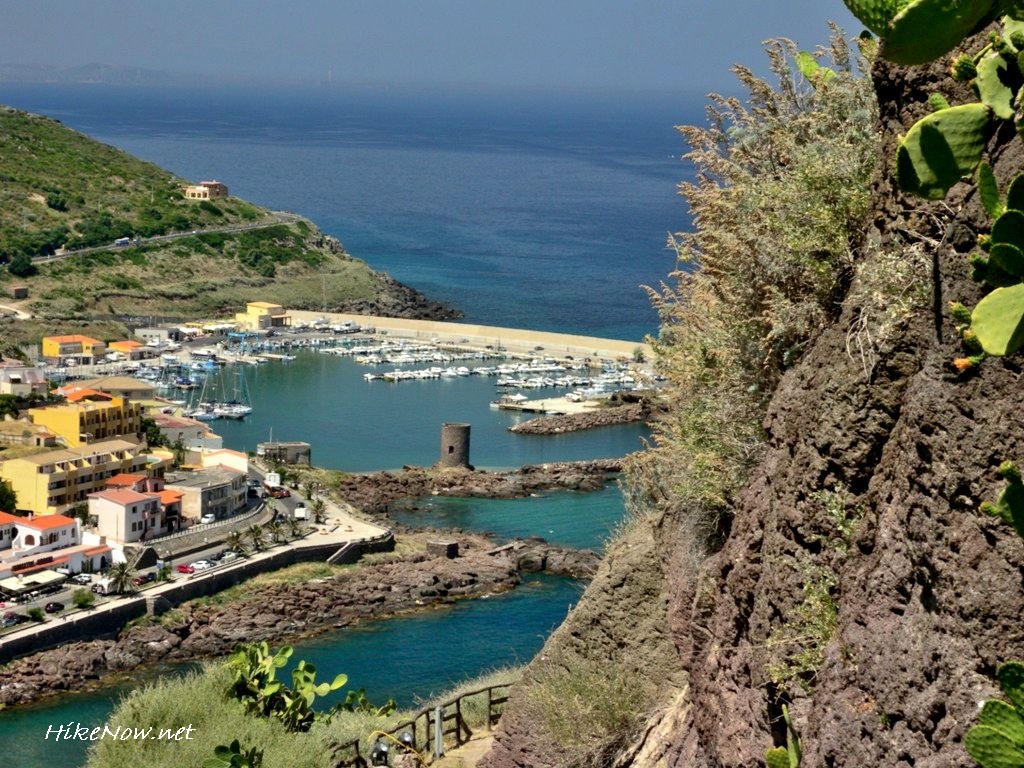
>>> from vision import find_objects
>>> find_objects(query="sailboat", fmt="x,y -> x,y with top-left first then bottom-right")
211,368 -> 254,419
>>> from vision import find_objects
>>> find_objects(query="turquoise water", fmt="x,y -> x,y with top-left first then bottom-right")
1,574 -> 581,768
206,352 -> 647,471
390,483 -> 625,551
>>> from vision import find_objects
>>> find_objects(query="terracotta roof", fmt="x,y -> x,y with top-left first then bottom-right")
19,514 -> 77,531
109,340 -> 144,350
61,387 -> 113,403
43,334 -> 102,345
82,545 -> 111,557
106,473 -> 147,488
0,511 -> 21,526
89,488 -> 154,505
159,490 -> 183,504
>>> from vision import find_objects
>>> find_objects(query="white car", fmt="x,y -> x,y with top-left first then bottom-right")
190,560 -> 214,571
200,513 -> 217,524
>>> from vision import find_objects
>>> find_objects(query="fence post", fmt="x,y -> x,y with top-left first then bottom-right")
486,686 -> 493,730
433,705 -> 444,758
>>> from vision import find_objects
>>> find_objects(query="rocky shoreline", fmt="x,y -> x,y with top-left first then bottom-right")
334,271 -> 464,321
0,534 -> 595,708
334,459 -> 622,515
509,402 -> 649,435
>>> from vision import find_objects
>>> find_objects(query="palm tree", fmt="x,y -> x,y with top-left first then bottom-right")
310,497 -> 327,525
288,518 -> 303,538
265,520 -> 285,544
106,560 -> 138,595
226,530 -> 247,554
247,524 -> 267,551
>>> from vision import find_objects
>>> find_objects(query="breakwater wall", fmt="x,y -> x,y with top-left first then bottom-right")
0,534 -> 394,665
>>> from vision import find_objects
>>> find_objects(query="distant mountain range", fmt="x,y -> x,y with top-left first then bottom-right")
0,63 -> 221,86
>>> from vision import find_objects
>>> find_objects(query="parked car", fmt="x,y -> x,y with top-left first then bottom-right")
200,513 -> 217,524
190,560 -> 213,571
1,611 -> 26,627
131,573 -> 156,587
71,574 -> 93,585
220,551 -> 239,564
44,602 -> 64,614
269,487 -> 291,499
176,564 -> 195,574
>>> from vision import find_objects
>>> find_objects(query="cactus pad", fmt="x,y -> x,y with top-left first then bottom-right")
1006,176 -> 1024,211
765,747 -> 791,768
883,0 -> 995,64
990,242 -> 1024,275
842,0 -> 912,34
972,283 -> 1024,354
896,103 -> 992,198
977,50 -> 1016,119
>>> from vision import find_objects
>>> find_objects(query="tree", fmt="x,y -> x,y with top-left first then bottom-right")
0,479 -> 16,514
288,518 -> 303,538
171,438 -> 186,468
72,588 -> 95,610
247,524 -> 266,551
141,416 -> 168,448
7,253 -> 37,278
226,530 -> 247,554
265,520 -> 285,544
106,560 -> 138,594
310,497 -> 327,525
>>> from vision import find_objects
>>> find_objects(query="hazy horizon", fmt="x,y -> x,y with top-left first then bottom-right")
2,1 -> 858,92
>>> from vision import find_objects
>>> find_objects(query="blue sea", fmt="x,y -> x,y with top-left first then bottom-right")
0,82 -> 699,340
0,83 -> 696,765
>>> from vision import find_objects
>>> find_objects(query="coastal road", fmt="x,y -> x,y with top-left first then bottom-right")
29,210 -> 303,266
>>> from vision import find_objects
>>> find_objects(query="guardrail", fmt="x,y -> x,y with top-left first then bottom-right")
332,682 -> 511,767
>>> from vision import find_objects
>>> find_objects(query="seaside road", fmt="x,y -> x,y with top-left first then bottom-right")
288,309 -> 654,363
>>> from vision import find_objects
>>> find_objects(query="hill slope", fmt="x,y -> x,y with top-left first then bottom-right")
0,106 -> 457,333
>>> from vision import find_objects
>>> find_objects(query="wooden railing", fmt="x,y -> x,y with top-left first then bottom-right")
332,682 -> 511,767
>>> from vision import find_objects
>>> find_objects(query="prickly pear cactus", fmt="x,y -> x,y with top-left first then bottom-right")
842,0 -> 911,34
882,0 -> 995,65
896,103 -> 992,198
980,461 -> 1024,538
966,661 -> 1024,767
765,747 -> 793,768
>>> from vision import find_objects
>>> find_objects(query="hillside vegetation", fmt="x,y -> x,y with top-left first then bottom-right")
0,105 -> 456,338
0,106 -> 263,258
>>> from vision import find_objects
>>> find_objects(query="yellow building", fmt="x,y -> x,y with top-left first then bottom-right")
234,301 -> 292,330
29,396 -> 142,447
0,439 -> 150,516
40,335 -> 107,364
182,180 -> 228,199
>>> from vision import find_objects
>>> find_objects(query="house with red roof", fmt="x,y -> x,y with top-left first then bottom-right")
0,511 -> 109,579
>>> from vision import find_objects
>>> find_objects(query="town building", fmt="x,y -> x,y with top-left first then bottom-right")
40,334 -> 107,365
0,419 -> 57,449
134,326 -> 184,345
256,440 -> 312,465
7,284 -> 27,300
0,362 -> 48,397
234,301 -> 292,330
0,439 -> 151,516
0,511 -> 111,580
107,340 -> 153,361
182,180 -> 228,199
61,376 -> 157,402
164,465 -> 247,522
29,395 -> 142,447
150,413 -> 223,450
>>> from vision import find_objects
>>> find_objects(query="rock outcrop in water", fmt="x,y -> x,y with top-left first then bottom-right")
335,459 -> 623,515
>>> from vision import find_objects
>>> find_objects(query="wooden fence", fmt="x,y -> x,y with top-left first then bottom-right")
332,682 -> 510,767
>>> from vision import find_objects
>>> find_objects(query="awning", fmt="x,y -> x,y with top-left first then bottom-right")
0,568 -> 67,596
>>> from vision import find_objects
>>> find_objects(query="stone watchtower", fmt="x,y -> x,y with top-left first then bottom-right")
438,422 -> 472,469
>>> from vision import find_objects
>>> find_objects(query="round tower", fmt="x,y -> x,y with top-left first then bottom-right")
438,422 -> 471,469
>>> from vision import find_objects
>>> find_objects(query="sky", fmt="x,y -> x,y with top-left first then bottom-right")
2,0 -> 859,91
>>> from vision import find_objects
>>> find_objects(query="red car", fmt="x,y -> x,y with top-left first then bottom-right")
175,564 -> 195,574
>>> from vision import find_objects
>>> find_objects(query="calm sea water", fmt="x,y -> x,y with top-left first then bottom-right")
204,351 -> 645,471
3,574 -> 581,768
390,483 -> 625,551
0,83 -> 697,339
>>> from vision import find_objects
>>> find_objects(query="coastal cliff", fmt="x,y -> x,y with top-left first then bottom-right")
483,31 -> 1024,768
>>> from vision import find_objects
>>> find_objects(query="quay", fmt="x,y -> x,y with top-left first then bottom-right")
287,310 -> 653,362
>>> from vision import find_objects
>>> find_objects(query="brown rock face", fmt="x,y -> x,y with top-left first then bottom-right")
484,36 -> 1024,768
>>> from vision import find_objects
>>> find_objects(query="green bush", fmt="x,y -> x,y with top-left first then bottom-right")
72,588 -> 95,610
27,607 -> 44,622
8,254 -> 37,277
